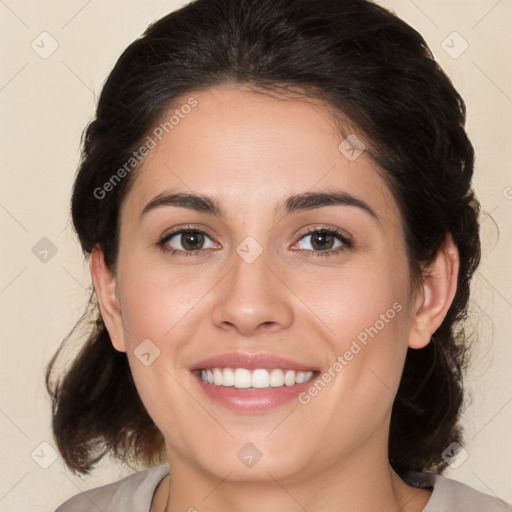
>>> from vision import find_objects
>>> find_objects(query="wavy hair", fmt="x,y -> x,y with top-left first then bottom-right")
46,0 -> 481,475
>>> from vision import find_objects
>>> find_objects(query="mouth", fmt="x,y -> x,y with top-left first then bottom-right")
190,353 -> 320,412
194,367 -> 316,389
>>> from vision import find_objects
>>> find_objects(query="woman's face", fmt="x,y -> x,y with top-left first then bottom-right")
105,86 -> 424,482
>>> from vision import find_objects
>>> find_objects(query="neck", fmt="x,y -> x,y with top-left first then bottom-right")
159,435 -> 431,512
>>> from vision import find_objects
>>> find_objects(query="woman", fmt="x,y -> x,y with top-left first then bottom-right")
47,0 -> 510,510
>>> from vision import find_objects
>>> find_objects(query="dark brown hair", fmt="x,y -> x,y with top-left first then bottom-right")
47,0 -> 481,476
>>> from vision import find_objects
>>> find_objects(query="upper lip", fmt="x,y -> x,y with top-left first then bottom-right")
190,352 -> 319,372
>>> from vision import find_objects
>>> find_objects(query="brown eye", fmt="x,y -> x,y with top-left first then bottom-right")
180,230 -> 205,250
310,231 -> 336,250
161,229 -> 218,253
293,228 -> 352,256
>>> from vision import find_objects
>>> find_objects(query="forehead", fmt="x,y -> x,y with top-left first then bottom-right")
122,85 -> 399,223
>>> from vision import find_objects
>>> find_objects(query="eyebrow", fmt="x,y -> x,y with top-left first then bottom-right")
141,190 -> 378,221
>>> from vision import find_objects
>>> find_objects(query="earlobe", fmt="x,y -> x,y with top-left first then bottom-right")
408,234 -> 460,349
90,245 -> 126,352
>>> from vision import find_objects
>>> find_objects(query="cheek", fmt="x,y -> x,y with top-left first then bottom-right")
294,261 -> 411,424
294,254 -> 410,350
115,260 -> 207,451
117,257 -> 213,342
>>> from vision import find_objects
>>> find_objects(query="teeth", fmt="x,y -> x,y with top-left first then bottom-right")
284,370 -> 296,386
269,369 -> 285,387
234,368 -> 252,388
213,368 -> 223,385
222,368 -> 235,386
199,368 -> 314,388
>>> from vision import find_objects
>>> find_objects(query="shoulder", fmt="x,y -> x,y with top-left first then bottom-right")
54,464 -> 170,512
404,471 -> 511,512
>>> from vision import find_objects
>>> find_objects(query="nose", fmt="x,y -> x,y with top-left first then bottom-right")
211,249 -> 294,337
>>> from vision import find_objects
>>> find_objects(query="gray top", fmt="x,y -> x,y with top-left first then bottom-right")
55,464 -> 510,512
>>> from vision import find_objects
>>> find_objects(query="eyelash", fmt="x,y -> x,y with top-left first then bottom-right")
157,226 -> 353,258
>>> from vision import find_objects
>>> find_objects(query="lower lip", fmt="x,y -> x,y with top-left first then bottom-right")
193,372 -> 318,412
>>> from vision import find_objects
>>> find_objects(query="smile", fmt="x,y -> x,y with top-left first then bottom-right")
199,368 -> 315,389
190,352 -> 320,411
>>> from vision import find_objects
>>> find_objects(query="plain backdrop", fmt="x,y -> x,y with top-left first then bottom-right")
0,1 -> 511,510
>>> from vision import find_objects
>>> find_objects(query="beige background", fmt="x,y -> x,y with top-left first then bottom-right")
0,0 -> 511,510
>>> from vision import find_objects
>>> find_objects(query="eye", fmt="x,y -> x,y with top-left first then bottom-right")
293,228 -> 352,255
159,228 -> 219,254
158,226 -> 351,257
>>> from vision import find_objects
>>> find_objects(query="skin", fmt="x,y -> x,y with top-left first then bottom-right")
91,85 -> 459,512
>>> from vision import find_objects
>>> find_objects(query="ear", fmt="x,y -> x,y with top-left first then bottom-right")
90,245 -> 126,352
408,234 -> 459,349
